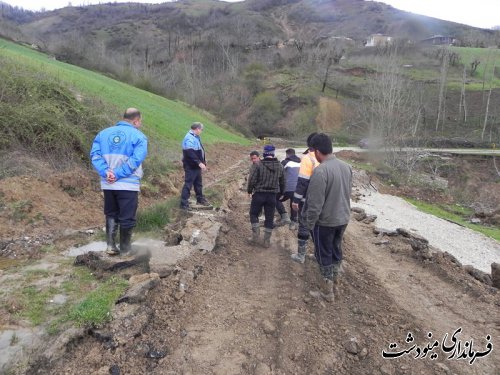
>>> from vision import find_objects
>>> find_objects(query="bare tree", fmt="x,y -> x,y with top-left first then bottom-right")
436,47 -> 449,131
312,39 -> 347,93
360,54 -> 423,172
458,65 -> 468,123
482,59 -> 497,140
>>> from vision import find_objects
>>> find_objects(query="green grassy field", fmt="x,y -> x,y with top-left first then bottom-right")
0,38 -> 249,146
405,198 -> 500,242
450,46 -> 500,90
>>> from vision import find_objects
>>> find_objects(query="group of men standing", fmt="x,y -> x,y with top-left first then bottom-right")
247,133 -> 352,302
90,110 -> 352,302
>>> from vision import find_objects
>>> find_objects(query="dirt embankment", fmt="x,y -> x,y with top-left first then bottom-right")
35,165 -> 499,375
0,144 -> 253,260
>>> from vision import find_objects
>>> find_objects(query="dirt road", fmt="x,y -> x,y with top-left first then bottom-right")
40,169 -> 499,375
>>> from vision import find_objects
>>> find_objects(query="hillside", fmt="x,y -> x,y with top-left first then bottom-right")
1,0 -> 499,142
0,37 -> 248,147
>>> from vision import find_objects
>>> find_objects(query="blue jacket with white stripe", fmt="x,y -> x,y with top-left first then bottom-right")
90,121 -> 148,191
182,130 -> 205,169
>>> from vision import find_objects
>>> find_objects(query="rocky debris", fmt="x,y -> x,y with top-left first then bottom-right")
147,242 -> 194,279
74,251 -> 150,275
261,320 -> 276,335
397,228 -> 429,251
435,362 -> 451,374
470,218 -> 481,224
373,227 -> 399,237
164,222 -> 184,246
92,304 -> 152,347
442,252 -> 462,267
109,365 -> 120,375
353,211 -> 367,222
117,273 -> 160,304
254,362 -> 272,375
374,239 -> 389,245
362,215 -> 377,224
359,347 -> 368,359
41,328 -> 85,363
344,337 -> 359,355
150,264 -> 175,278
463,265 -> 492,286
0,234 -> 53,258
491,263 -> 500,289
180,215 -> 222,253
351,207 -> 365,213
145,345 -> 168,359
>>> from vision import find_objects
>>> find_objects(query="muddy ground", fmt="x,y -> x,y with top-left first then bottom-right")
29,164 -> 500,375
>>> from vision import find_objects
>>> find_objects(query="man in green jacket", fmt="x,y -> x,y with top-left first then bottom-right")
302,133 -> 352,302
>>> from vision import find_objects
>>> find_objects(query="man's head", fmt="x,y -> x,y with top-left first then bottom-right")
191,122 -> 204,136
249,150 -> 260,164
310,133 -> 333,163
285,148 -> 295,158
124,108 -> 142,129
303,132 -> 318,154
263,144 -> 276,159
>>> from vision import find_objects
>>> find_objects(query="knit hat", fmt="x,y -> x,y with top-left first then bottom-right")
263,144 -> 275,158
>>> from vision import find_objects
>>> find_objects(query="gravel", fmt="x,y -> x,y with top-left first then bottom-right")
355,190 -> 500,273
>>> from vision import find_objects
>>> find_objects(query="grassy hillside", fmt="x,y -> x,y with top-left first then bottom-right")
0,38 -> 249,146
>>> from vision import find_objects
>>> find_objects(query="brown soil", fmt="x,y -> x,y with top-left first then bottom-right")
0,144 -> 255,259
37,169 -> 499,375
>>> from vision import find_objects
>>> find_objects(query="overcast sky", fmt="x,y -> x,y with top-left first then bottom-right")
3,0 -> 500,29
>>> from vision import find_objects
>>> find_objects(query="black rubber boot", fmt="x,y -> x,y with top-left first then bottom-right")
119,227 -> 134,256
105,217 -> 119,256
291,239 -> 307,264
262,228 -> 272,248
248,223 -> 261,245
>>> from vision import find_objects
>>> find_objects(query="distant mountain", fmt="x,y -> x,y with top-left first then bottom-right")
1,0 -> 499,140
6,0 -> 498,48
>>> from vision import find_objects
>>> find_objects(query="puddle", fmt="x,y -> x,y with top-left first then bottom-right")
0,327 -> 43,372
66,241 -> 106,257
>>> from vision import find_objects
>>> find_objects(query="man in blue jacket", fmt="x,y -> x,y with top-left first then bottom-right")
180,122 -> 210,210
90,108 -> 148,256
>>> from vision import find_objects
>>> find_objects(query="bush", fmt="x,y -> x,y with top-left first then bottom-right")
0,55 -> 117,168
248,92 -> 282,136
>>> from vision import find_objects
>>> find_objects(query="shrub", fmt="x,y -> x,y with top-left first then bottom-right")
247,92 -> 282,135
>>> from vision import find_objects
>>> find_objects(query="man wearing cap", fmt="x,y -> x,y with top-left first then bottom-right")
180,122 -> 210,210
247,144 -> 285,248
290,132 -> 319,263
90,108 -> 148,256
303,133 -> 352,302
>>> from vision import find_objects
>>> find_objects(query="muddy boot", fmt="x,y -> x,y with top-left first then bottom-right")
119,227 -> 134,256
262,228 -> 272,248
105,217 -> 119,256
276,212 -> 291,227
289,221 -> 298,231
310,265 -> 335,302
291,239 -> 307,264
247,223 -> 261,245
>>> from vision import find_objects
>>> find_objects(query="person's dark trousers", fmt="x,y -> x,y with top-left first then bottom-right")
311,224 -> 347,268
280,191 -> 296,222
250,192 -> 277,230
103,190 -> 139,229
275,194 -> 286,215
297,201 -> 310,241
181,166 -> 203,208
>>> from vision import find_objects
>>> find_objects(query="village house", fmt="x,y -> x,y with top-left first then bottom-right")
420,35 -> 457,46
365,34 -> 393,47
